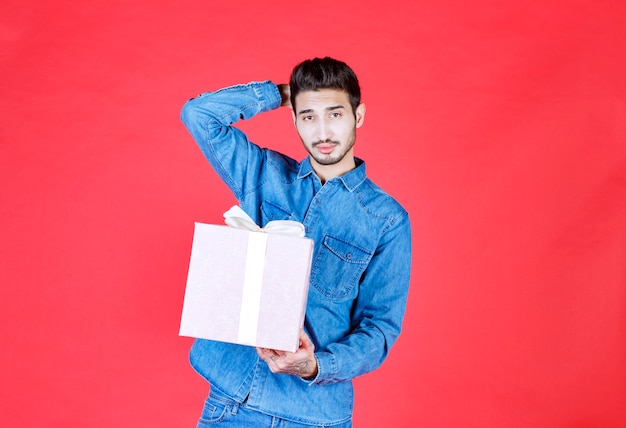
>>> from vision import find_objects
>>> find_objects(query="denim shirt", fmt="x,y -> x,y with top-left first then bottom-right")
180,81 -> 412,425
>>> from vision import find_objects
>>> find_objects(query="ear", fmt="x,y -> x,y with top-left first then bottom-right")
355,103 -> 366,128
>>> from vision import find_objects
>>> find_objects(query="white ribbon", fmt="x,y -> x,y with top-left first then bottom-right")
223,205 -> 305,238
222,206 -> 305,346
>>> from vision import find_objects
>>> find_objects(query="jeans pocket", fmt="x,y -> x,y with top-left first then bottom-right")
197,396 -> 230,425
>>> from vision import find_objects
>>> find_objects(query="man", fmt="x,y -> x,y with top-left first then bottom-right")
181,57 -> 412,427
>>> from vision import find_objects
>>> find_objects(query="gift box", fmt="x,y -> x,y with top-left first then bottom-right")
179,207 -> 314,352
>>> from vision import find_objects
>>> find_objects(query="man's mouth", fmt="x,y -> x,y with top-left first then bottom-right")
313,141 -> 338,154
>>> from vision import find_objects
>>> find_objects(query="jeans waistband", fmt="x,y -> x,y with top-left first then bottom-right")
208,387 -> 242,415
209,387 -> 241,406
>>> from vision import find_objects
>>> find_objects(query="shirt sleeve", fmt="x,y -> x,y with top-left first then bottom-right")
306,211 -> 412,386
180,81 -> 282,201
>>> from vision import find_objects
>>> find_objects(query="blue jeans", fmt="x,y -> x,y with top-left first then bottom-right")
197,388 -> 353,428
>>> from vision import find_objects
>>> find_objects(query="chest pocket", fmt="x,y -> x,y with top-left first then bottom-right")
260,201 -> 294,224
310,234 -> 373,300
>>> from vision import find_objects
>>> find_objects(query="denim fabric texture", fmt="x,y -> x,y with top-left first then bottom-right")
181,81 -> 412,425
198,387 -> 353,427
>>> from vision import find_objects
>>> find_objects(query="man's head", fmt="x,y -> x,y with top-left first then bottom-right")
289,57 -> 361,116
289,57 -> 366,183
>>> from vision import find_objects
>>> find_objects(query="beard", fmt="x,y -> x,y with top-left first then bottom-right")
307,134 -> 356,166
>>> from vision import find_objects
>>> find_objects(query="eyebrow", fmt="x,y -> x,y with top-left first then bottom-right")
297,105 -> 346,116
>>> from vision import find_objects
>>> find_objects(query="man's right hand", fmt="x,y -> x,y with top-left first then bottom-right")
277,84 -> 291,108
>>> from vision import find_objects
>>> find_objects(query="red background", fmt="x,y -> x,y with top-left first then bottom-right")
1,1 -> 625,427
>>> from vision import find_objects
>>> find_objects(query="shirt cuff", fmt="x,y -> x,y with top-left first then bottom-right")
250,81 -> 282,112
300,352 -> 337,385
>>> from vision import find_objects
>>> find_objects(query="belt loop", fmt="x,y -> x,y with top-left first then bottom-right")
230,400 -> 240,416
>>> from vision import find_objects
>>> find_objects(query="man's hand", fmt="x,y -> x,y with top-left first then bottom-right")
256,329 -> 317,379
277,84 -> 291,108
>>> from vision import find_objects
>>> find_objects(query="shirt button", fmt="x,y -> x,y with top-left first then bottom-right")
346,253 -> 352,259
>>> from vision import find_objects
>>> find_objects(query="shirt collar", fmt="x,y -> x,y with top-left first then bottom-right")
297,157 -> 367,192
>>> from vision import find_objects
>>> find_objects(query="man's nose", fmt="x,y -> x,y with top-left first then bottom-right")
316,119 -> 331,140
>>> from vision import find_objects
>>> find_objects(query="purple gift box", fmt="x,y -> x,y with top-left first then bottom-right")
179,221 -> 314,352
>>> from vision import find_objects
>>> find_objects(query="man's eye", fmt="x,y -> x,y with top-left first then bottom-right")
330,112 -> 341,118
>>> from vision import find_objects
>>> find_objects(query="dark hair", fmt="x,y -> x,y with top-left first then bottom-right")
289,57 -> 361,115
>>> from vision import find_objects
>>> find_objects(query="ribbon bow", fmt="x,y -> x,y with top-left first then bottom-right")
223,205 -> 305,238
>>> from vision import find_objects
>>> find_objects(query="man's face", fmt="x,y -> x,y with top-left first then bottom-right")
293,89 -> 365,172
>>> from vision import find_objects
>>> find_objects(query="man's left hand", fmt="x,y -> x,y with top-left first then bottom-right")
256,329 -> 317,379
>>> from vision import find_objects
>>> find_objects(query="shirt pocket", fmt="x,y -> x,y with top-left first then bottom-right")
260,200 -> 294,223
310,234 -> 373,300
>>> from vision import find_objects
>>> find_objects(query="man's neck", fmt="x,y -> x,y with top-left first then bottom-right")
311,157 -> 356,185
